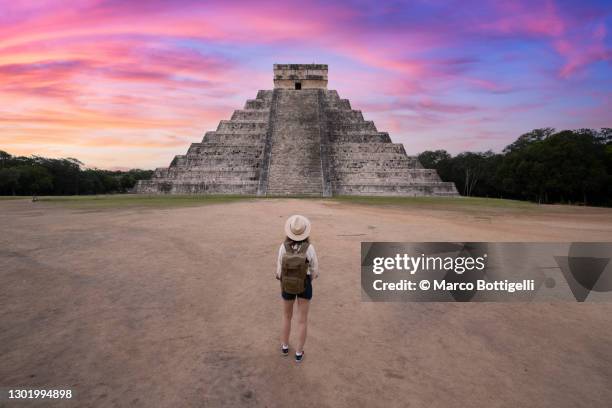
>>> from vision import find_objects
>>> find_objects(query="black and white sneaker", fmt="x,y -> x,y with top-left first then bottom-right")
295,351 -> 304,363
281,344 -> 289,356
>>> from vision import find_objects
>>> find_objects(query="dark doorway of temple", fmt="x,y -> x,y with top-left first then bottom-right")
295,82 -> 302,90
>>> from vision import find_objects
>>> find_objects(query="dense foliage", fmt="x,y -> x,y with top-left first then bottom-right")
0,151 -> 153,196
419,128 -> 612,206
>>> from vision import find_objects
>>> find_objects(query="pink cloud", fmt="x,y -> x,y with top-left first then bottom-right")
555,23 -> 611,78
465,78 -> 513,94
476,1 -> 611,79
479,0 -> 566,37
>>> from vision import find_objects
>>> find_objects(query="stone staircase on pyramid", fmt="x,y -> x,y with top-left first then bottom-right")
135,64 -> 458,196
266,89 -> 323,196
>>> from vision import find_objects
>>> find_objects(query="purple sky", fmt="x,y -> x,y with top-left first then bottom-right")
1,0 -> 610,169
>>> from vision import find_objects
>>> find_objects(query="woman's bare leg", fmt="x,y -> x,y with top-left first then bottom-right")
281,299 -> 294,346
295,298 -> 310,353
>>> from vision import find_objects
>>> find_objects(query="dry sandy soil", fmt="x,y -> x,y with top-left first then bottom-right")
1,197 -> 612,408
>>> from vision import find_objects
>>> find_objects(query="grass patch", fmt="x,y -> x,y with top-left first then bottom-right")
0,196 -> 32,201
331,195 -> 546,213
36,194 -> 256,209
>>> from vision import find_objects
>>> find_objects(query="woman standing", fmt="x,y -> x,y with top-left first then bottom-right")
276,214 -> 319,363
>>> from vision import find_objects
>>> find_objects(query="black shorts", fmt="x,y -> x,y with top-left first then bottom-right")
281,275 -> 312,301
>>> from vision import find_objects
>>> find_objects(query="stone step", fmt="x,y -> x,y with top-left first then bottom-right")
269,140 -> 320,145
332,169 -> 439,177
137,180 -> 259,194
231,109 -> 270,121
327,99 -> 351,110
330,154 -> 411,162
148,179 -> 259,186
187,143 -> 264,154
324,90 -> 340,99
331,160 -> 420,168
185,149 -> 264,157
267,181 -> 321,186
171,163 -> 261,172
176,165 -> 260,172
327,121 -> 377,133
333,182 -> 458,196
172,177 -> 259,183
268,169 -> 321,174
268,183 -> 321,188
268,172 -> 322,178
202,132 -> 267,144
267,181 -> 322,187
180,156 -> 263,167
326,109 -> 364,122
216,120 -> 268,133
256,90 -> 273,101
329,132 -> 391,143
168,169 -> 258,177
164,174 -> 255,181
330,142 -> 406,154
332,176 -> 442,184
245,99 -> 269,110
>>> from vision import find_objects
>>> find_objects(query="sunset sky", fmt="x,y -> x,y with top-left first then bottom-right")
1,0 -> 610,170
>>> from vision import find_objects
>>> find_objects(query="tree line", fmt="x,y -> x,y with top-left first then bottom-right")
418,128 -> 612,206
0,151 -> 153,196
2,127 -> 610,205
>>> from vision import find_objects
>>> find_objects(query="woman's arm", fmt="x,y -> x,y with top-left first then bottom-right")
307,245 -> 319,279
276,244 -> 285,279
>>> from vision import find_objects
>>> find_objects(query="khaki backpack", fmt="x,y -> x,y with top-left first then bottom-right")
281,240 -> 310,294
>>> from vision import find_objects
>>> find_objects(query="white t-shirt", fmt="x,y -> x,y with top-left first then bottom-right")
276,242 -> 319,279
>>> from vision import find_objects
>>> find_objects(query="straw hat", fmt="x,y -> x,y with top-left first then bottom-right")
284,215 -> 311,241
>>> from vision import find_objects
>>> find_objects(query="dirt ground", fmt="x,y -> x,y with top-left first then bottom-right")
1,198 -> 612,408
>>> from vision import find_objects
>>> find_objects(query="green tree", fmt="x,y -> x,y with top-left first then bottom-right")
496,129 -> 608,204
16,166 -> 53,196
120,173 -> 137,191
101,174 -> 120,192
0,168 -> 20,195
421,128 -> 610,205
418,150 -> 451,169
0,150 -> 11,168
503,128 -> 555,153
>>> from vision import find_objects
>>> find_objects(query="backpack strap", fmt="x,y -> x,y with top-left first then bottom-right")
298,242 -> 310,254
284,240 -> 310,254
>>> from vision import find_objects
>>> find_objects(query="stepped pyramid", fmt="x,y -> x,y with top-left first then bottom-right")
135,64 -> 458,196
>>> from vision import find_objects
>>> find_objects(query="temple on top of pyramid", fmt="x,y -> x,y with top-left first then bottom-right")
135,64 -> 458,196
